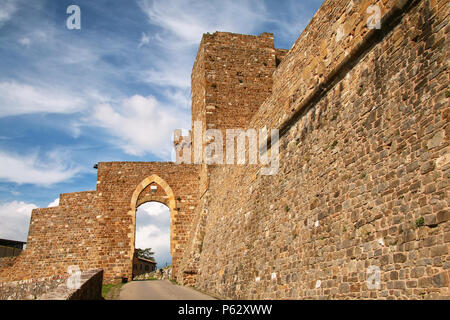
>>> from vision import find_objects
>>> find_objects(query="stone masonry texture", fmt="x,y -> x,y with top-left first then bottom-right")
0,0 -> 448,300
0,269 -> 102,300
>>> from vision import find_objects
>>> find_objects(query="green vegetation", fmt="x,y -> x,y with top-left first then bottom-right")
102,282 -> 124,299
358,85 -> 364,96
136,248 -> 155,261
446,90 -> 450,98
134,276 -> 158,281
416,217 -> 425,228
285,205 -> 290,212
102,283 -> 115,297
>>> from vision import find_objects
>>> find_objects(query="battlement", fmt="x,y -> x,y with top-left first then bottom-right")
175,31 -> 287,163
191,31 -> 286,131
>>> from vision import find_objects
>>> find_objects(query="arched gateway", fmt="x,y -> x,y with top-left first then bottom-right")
104,163 -> 202,282
129,174 -> 177,275
0,162 -> 202,284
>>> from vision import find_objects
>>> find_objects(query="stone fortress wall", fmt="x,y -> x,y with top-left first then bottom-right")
0,163 -> 201,283
178,0 -> 449,299
0,0 -> 448,299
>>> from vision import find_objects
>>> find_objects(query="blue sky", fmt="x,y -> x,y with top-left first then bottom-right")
0,0 -> 323,266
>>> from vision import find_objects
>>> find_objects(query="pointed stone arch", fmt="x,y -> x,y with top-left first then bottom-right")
128,174 -> 177,270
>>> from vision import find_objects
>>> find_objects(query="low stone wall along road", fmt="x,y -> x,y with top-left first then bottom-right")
119,280 -> 216,300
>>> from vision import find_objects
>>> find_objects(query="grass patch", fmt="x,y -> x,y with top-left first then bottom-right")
102,282 -> 124,299
415,217 -> 425,228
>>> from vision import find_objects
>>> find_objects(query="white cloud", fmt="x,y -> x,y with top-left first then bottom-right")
135,224 -> 169,252
90,94 -> 188,158
140,66 -> 191,89
138,32 -> 150,48
266,0 -> 319,43
47,198 -> 59,207
58,46 -> 99,65
0,150 -> 80,186
138,0 -> 267,45
0,81 -> 86,117
0,201 -> 37,242
165,88 -> 190,109
139,201 -> 168,217
135,202 -> 171,267
18,37 -> 31,47
135,0 -> 319,92
136,0 -> 268,89
0,0 -> 18,28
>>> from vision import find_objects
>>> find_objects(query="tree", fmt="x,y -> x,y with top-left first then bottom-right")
136,248 -> 155,261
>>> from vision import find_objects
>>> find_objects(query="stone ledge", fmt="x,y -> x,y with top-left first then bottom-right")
38,269 -> 103,300
0,274 -> 67,300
